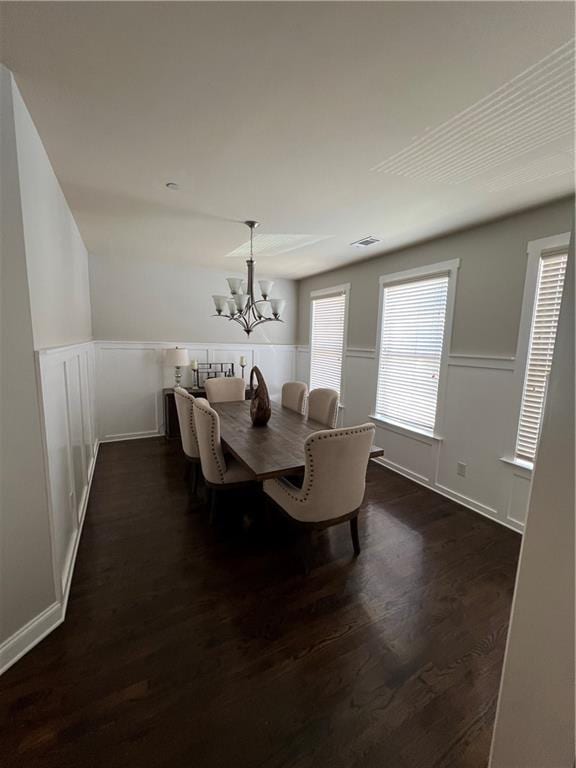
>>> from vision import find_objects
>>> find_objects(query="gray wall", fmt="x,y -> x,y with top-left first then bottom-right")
0,66 -> 55,644
297,198 -> 574,355
12,80 -> 92,350
89,254 -> 298,345
490,234 -> 574,767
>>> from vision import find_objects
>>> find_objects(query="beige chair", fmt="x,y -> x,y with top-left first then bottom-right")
204,376 -> 245,404
281,381 -> 308,414
264,423 -> 375,570
307,387 -> 339,428
174,387 -> 201,496
193,398 -> 255,520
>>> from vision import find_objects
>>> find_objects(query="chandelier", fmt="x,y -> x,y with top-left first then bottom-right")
212,220 -> 286,336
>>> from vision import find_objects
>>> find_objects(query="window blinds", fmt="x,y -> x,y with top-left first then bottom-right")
309,292 -> 346,395
515,252 -> 568,463
375,275 -> 449,431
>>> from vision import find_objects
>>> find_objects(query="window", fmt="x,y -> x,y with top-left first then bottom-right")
309,286 -> 348,396
374,261 -> 458,434
515,250 -> 568,463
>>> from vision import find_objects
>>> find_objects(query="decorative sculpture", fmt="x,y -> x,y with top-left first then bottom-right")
249,366 -> 271,427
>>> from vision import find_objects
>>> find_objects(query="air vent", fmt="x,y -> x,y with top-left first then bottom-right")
351,236 -> 381,248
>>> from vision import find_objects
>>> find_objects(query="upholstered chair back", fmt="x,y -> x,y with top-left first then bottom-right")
174,387 -> 200,460
281,381 -> 308,414
272,424 -> 375,523
204,377 -> 245,404
307,388 -> 339,428
193,398 -> 227,484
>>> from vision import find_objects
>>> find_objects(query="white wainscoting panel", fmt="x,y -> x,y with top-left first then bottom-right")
97,345 -> 163,441
435,363 -> 517,521
96,341 -> 297,441
36,342 -> 98,598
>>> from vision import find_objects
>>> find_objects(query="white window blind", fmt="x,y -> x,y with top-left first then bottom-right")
309,292 -> 346,395
375,275 -> 449,431
515,251 -> 568,463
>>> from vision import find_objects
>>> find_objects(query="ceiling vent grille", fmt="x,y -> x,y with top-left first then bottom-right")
351,236 -> 381,248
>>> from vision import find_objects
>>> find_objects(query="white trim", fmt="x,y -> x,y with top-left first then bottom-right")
510,231 -> 571,461
369,414 -> 443,444
448,354 -> 515,371
61,441 -> 99,610
374,258 -> 460,436
0,440 -> 99,676
0,602 -> 63,676
373,456 -> 523,534
500,455 -> 533,475
346,347 -> 376,359
101,430 -> 161,443
377,258 -> 460,289
94,340 -> 298,350
310,283 -> 351,298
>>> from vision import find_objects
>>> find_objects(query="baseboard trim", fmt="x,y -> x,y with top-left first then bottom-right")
0,441 -> 100,677
100,432 -> 162,444
0,602 -> 63,676
373,456 -> 522,534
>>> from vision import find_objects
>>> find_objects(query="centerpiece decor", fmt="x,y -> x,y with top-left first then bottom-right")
212,220 -> 286,336
249,366 -> 271,427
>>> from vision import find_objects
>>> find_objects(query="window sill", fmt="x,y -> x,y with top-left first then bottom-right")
500,456 -> 533,474
369,414 -> 443,443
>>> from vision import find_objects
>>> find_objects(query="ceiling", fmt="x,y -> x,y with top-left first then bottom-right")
1,1 -> 574,279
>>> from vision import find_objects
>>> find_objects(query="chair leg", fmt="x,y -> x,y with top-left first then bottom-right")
209,488 -> 217,525
300,530 -> 313,576
350,516 -> 360,556
190,463 -> 199,497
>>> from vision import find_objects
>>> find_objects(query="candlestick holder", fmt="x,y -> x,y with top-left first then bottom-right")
240,363 -> 246,380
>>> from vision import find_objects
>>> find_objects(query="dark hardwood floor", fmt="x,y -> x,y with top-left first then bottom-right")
0,438 -> 520,768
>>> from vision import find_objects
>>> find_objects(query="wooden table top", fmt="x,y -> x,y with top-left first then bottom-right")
212,400 -> 383,481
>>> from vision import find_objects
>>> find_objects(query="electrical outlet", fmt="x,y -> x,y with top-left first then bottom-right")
457,461 -> 467,477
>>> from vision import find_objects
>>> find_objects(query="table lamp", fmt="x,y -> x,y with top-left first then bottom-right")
165,347 -> 190,387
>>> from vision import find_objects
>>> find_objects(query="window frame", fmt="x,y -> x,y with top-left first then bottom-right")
371,259 -> 460,439
308,283 -> 350,410
506,232 -> 571,469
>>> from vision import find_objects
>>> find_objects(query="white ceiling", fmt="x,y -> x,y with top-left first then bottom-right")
1,1 -> 574,279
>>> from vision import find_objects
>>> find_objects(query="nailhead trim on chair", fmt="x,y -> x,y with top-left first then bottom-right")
174,388 -> 200,455
278,424 -> 375,504
195,405 -> 226,483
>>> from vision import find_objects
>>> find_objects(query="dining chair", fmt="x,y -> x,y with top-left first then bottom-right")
204,376 -> 245,403
307,387 -> 339,428
173,387 -> 201,497
193,397 -> 256,521
263,423 -> 375,572
281,381 -> 308,414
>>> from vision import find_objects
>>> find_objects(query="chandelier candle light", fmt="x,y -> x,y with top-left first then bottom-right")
212,221 -> 286,336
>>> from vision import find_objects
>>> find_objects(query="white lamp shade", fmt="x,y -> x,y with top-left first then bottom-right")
226,299 -> 237,315
165,347 -> 190,367
259,279 -> 274,298
234,293 -> 249,311
255,300 -> 270,319
269,298 -> 285,317
212,294 -> 228,313
227,277 -> 242,295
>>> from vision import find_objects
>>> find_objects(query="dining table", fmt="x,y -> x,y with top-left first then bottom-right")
211,400 -> 384,481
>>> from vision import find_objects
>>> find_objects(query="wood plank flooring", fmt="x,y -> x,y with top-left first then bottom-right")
0,438 -> 520,768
